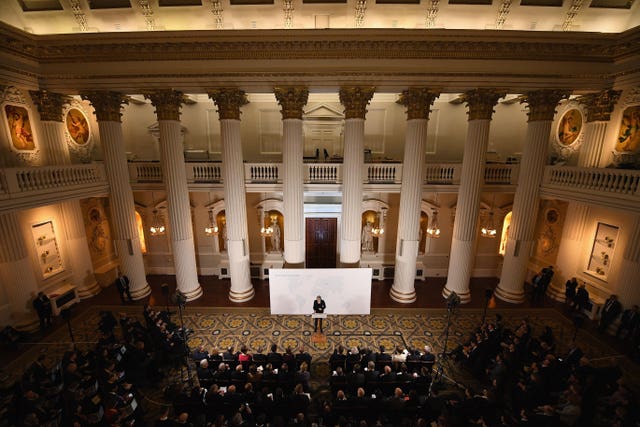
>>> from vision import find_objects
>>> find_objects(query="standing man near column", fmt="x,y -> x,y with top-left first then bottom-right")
391,88 -> 439,303
496,90 -> 569,303
274,87 -> 309,267
208,89 -> 255,302
338,87 -> 375,267
443,89 -> 504,304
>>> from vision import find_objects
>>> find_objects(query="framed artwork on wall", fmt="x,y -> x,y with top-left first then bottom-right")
65,107 -> 91,146
586,222 -> 618,281
31,220 -> 64,279
557,108 -> 583,146
3,103 -> 36,152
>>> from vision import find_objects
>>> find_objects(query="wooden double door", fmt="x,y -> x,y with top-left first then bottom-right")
305,218 -> 337,268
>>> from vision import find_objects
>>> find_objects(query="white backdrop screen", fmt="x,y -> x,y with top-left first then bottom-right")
269,268 -> 372,315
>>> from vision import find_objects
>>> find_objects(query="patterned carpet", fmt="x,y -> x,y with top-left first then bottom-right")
3,305 -> 638,418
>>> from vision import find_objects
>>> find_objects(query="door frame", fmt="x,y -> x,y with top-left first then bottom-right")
304,203 -> 342,267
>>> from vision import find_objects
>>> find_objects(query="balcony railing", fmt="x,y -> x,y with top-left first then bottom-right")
544,166 -> 640,196
424,163 -> 518,185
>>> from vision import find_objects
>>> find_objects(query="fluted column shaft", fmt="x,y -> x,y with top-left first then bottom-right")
497,90 -> 568,303
577,89 -> 621,168
0,212 -> 40,332
391,88 -> 439,303
60,200 -> 100,298
341,118 -> 365,264
275,87 -> 309,267
339,87 -> 375,266
209,88 -> 255,302
220,119 -> 254,301
158,119 -> 203,301
83,92 -> 150,300
548,202 -> 589,301
444,89 -> 503,303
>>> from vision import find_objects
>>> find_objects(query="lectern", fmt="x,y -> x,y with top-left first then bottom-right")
311,313 -> 327,343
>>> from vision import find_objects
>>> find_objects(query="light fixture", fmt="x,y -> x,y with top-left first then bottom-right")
426,210 -> 441,238
481,195 -> 497,238
260,225 -> 273,237
204,210 -> 218,236
149,192 -> 166,236
371,226 -> 384,236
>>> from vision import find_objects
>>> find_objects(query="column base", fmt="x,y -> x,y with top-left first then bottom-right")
545,280 -> 566,303
494,285 -> 525,304
77,280 -> 102,300
182,285 -> 203,302
442,286 -> 471,304
229,286 -> 255,303
131,283 -> 152,301
12,312 -> 39,333
389,286 -> 417,304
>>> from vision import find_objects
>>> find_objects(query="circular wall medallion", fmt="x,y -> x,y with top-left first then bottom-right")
65,107 -> 91,145
557,108 -> 582,146
545,208 -> 559,225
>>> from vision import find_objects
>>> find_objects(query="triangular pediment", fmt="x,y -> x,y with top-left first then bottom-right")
303,104 -> 344,121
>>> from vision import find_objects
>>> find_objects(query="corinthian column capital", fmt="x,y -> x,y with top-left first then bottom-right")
144,90 -> 185,121
397,88 -> 440,120
462,89 -> 505,121
207,88 -> 249,120
29,90 -> 71,122
339,86 -> 375,119
522,90 -> 571,122
274,87 -> 309,120
81,91 -> 129,122
578,89 -> 622,122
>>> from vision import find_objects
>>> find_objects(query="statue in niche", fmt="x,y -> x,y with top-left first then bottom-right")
361,221 -> 374,252
270,217 -> 281,253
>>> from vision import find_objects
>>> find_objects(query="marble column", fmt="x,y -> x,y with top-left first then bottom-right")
339,87 -> 375,266
577,90 -> 621,168
31,90 -> 100,298
496,90 -> 569,304
208,89 -> 255,302
548,202 -> 589,301
274,87 -> 309,267
391,88 -> 439,303
0,212 -> 40,332
82,92 -> 151,300
146,90 -> 203,301
616,216 -> 640,307
443,89 -> 504,304
30,90 -> 71,165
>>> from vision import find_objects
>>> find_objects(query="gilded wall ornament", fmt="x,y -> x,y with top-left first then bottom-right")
63,99 -> 93,163
207,88 -> 249,120
578,89 -> 622,123
274,87 -> 309,120
81,91 -> 129,122
462,89 -> 505,121
144,90 -> 185,121
29,91 -> 71,122
522,90 -> 570,122
397,88 -> 440,120
339,87 -> 375,119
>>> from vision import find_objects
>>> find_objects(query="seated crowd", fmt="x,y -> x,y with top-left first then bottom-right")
1,306 -> 638,427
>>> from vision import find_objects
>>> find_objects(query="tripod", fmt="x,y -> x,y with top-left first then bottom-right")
429,292 -> 462,396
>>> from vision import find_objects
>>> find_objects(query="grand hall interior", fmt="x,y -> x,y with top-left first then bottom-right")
0,0 -> 639,426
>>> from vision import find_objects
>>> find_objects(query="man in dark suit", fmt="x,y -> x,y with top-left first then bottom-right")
617,305 -> 640,339
115,272 -> 132,303
313,295 -> 326,333
32,292 -> 52,330
599,294 -> 622,333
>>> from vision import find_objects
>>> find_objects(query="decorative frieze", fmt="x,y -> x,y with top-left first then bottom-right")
462,89 -> 505,121
29,91 -> 71,122
339,87 -> 375,119
522,90 -> 570,122
274,87 -> 309,120
397,88 -> 440,120
144,90 -> 185,121
207,89 -> 249,120
210,0 -> 224,29
578,89 -> 622,122
81,91 -> 129,122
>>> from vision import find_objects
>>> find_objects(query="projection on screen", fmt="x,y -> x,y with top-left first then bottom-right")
269,268 -> 372,315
